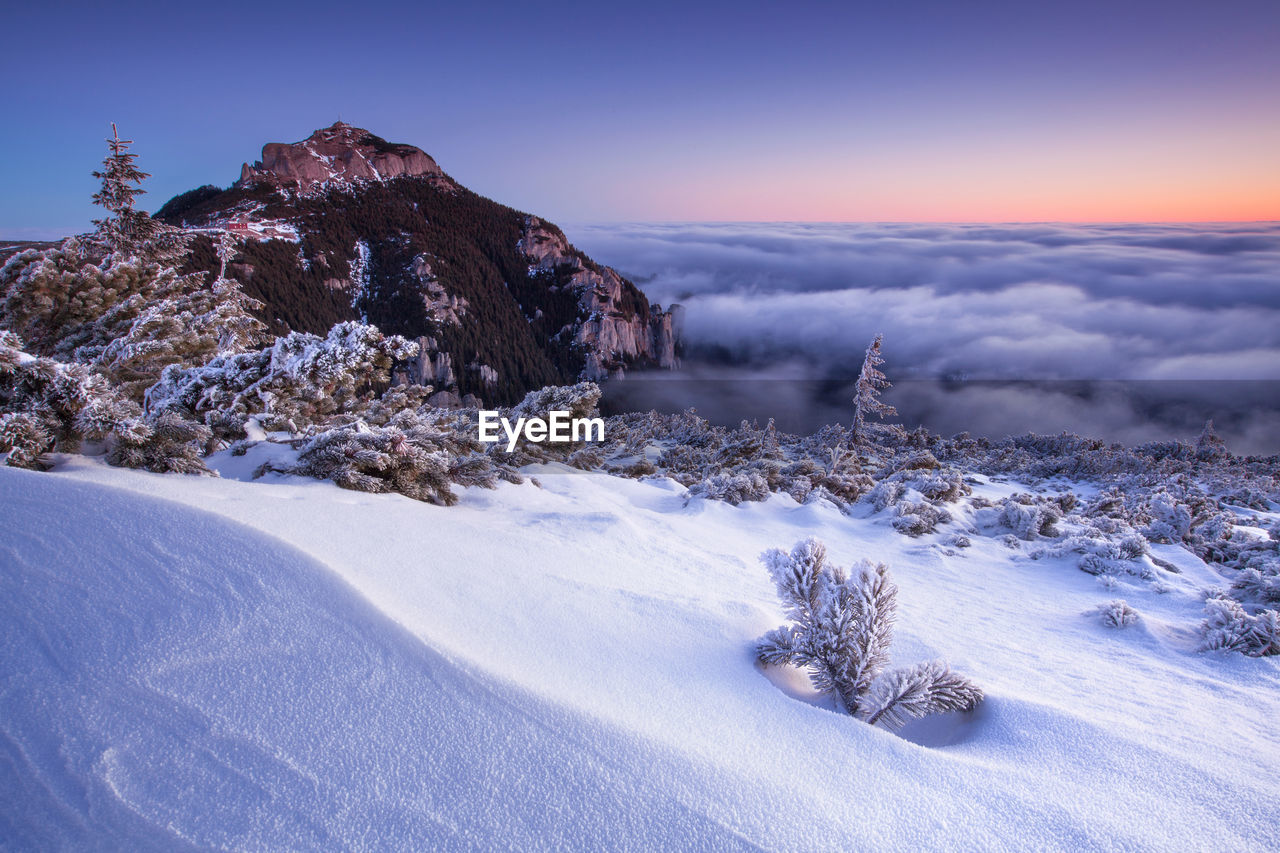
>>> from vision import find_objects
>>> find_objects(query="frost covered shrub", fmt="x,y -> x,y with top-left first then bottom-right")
1035,521 -> 1154,579
891,501 -> 952,537
1,331 -> 141,469
1001,496 -> 1062,540
1199,597 -> 1280,656
1092,600 -> 1140,628
482,382 -> 607,467
618,459 -> 657,478
0,332 -> 214,475
655,443 -> 712,486
874,450 -> 939,478
1142,492 -> 1193,543
1078,553 -> 1127,577
106,410 -> 212,475
687,471 -> 770,505
1116,532 -> 1149,560
283,411 -> 520,505
763,456 -> 872,508
1232,568 -> 1280,606
756,538 -> 982,727
812,461 -> 875,505
567,446 -> 606,470
148,322 -> 418,440
1,243 -> 262,400
0,412 -> 51,469
1195,420 -> 1228,461
511,381 -> 601,423
867,466 -> 969,515
976,494 -> 1062,541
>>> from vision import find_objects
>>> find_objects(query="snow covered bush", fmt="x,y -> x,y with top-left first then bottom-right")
867,466 -> 969,514
1092,600 -> 1140,628
1,331 -> 138,468
1199,597 -> 1280,657
280,410 -> 520,505
687,471 -> 770,505
1141,492 -> 1193,544
756,538 -> 983,727
511,381 -> 602,423
981,494 -> 1063,541
147,322 -> 419,441
1232,568 -> 1280,607
891,501 -> 952,537
0,331 -> 214,474
105,410 -> 212,475
482,382 -> 606,467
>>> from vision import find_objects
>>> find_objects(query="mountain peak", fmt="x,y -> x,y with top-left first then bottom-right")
238,122 -> 445,192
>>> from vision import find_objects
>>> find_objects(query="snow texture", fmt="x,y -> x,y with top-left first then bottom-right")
3,456 -> 1279,849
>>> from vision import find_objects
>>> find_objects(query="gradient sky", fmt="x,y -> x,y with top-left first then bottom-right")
3,0 -> 1277,237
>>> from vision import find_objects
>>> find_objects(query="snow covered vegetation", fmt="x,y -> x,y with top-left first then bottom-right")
756,538 -> 983,725
2,129 -> 1279,848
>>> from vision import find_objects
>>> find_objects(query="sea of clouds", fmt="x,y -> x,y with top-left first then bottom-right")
570,222 -> 1280,454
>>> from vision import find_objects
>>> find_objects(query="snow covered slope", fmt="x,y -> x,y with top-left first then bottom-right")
3,458 -> 1279,849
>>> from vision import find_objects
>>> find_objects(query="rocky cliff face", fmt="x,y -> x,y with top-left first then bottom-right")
158,123 -> 679,404
520,217 -> 679,379
238,122 -> 450,193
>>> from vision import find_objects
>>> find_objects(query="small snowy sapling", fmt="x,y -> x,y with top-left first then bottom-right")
756,538 -> 982,727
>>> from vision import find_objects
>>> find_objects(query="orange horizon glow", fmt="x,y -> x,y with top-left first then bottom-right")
573,111 -> 1280,225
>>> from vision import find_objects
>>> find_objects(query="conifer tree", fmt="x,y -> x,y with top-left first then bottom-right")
91,123 -> 163,257
215,229 -> 239,283
850,333 -> 901,446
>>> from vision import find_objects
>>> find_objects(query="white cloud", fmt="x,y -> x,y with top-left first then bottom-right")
578,222 -> 1280,452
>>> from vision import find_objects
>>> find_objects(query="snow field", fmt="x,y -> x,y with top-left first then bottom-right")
2,452 -> 1278,850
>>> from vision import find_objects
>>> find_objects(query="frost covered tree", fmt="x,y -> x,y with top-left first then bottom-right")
0,125 -> 265,399
90,124 -> 162,258
756,538 -> 982,726
1195,420 -> 1228,461
850,334 -> 902,446
215,229 -> 239,282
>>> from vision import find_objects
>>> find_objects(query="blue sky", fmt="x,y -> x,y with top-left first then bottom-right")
3,0 -> 1278,237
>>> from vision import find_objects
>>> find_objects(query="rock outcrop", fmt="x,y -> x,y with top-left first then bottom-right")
521,217 -> 679,379
238,122 -> 448,193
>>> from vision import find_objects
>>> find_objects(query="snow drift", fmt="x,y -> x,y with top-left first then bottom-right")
4,456 -> 1279,849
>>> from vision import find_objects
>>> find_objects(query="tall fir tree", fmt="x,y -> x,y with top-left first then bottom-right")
90,124 -> 163,257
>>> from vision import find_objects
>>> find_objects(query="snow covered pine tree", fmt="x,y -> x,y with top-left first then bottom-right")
756,538 -> 982,727
91,123 -> 164,256
850,333 -> 902,446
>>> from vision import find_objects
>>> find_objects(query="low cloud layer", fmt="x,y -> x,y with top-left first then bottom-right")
573,222 -> 1280,453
